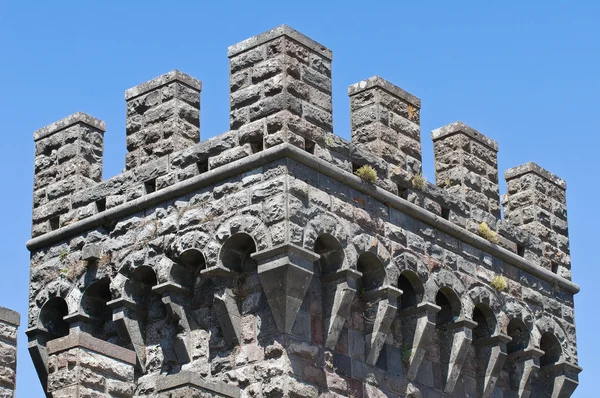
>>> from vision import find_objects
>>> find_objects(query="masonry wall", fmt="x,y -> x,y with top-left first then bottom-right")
26,25 -> 581,398
0,307 -> 19,398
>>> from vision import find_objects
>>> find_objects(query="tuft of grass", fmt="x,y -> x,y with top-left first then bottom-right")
478,222 -> 499,244
402,342 -> 412,366
491,274 -> 508,292
59,249 -> 69,264
325,135 -> 334,146
411,173 -> 426,190
408,105 -> 417,121
355,165 -> 378,184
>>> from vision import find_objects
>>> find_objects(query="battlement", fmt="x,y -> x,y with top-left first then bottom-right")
29,25 -> 572,283
26,25 -> 580,398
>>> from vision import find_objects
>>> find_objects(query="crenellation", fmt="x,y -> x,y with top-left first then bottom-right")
32,112 -> 105,237
349,76 -> 422,176
432,121 -> 501,221
23,25 -> 581,398
125,70 -> 202,170
228,24 -> 333,154
503,162 -> 571,279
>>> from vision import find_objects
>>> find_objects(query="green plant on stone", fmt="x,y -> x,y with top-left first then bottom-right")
402,342 -> 412,366
491,274 -> 508,292
355,165 -> 378,184
59,249 -> 69,264
325,135 -> 334,146
411,173 -> 426,190
478,222 -> 499,244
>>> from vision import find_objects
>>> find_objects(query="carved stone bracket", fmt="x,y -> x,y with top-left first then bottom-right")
63,311 -> 105,336
251,243 -> 318,334
322,268 -> 362,350
200,266 -> 242,348
398,302 -> 441,381
539,361 -> 582,398
153,281 -> 194,363
107,297 -> 147,372
441,317 -> 477,394
474,333 -> 512,397
364,286 -> 402,365
506,347 -> 543,398
25,327 -> 51,396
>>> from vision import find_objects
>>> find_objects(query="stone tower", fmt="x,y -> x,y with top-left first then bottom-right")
26,25 -> 581,397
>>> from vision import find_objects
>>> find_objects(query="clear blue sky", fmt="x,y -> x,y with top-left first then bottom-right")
1,1 -> 597,396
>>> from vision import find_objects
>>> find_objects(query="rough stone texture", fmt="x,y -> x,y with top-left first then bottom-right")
503,162 -> 572,279
349,76 -> 422,176
432,121 -> 501,220
46,332 -> 136,397
125,70 -> 202,170
0,307 -> 19,398
25,25 -> 581,398
32,112 -> 105,237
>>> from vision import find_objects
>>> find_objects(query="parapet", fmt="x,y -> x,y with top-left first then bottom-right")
28,26 -> 575,282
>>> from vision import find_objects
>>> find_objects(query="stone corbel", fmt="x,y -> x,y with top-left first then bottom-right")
539,361 -> 582,398
251,243 -> 318,334
363,286 -> 402,365
107,296 -> 147,372
63,311 -> 105,336
200,266 -> 242,348
474,333 -> 512,397
506,347 -> 543,398
397,302 -> 440,381
441,317 -> 477,394
153,281 -> 194,363
321,268 -> 362,350
25,327 -> 51,397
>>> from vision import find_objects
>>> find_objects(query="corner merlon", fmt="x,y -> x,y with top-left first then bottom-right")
505,162 -> 567,189
348,76 -> 421,108
431,121 -> 498,151
33,112 -> 106,141
125,69 -> 203,101
227,24 -> 332,60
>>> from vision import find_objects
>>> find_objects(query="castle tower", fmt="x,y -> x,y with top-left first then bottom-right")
26,25 -> 581,397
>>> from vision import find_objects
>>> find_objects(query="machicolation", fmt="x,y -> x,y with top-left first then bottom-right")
19,24 -> 581,397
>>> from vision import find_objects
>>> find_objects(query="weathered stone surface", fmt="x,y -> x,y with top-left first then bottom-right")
22,24 -> 580,398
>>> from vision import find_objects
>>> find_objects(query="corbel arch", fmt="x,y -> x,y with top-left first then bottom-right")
303,213 -> 356,271
205,215 -> 272,268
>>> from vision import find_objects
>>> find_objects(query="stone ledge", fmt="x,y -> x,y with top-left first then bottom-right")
431,121 -> 499,151
124,69 -> 202,101
504,161 -> 567,189
33,112 -> 106,141
46,331 -> 136,365
156,371 -> 241,397
348,76 -> 421,108
227,24 -> 332,60
0,306 -> 19,327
